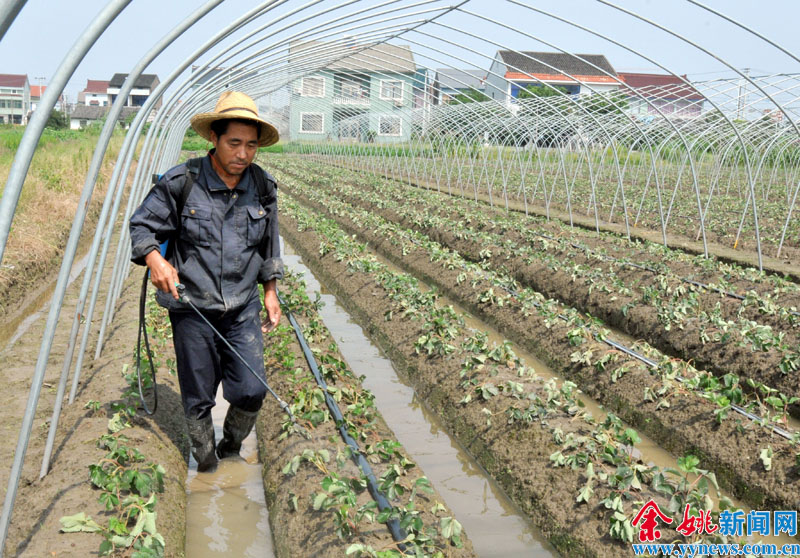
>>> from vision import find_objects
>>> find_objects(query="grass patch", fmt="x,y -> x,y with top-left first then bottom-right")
0,126 -> 125,317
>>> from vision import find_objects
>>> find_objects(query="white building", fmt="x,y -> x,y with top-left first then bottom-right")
78,80 -> 109,106
485,51 -> 620,104
0,74 -> 30,124
69,105 -> 139,130
107,73 -> 161,109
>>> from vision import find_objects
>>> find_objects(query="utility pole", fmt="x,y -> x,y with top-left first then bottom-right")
736,67 -> 750,121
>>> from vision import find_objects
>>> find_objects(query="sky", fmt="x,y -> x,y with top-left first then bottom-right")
0,0 -> 798,107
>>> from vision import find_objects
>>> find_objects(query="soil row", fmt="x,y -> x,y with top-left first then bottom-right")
255,270 -> 476,557
271,160 -> 800,414
278,186 -> 800,517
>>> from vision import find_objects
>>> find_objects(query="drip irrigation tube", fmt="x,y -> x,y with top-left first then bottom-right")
277,292 -> 410,550
518,282 -> 796,441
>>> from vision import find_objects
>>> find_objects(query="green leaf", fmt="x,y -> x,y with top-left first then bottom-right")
440,516 -> 463,541
576,482 -> 594,504
677,455 -> 700,473
760,447 -> 773,471
134,472 -> 153,496
99,540 -> 113,555
624,428 -> 641,445
59,512 -> 102,533
312,492 -> 327,511
111,534 -> 134,548
108,412 -> 129,433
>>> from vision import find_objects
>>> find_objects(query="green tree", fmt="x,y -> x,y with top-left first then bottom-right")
579,91 -> 628,115
45,109 -> 69,129
517,84 -> 568,99
449,88 -> 489,104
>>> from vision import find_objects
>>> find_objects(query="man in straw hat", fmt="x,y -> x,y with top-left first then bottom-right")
129,91 -> 282,472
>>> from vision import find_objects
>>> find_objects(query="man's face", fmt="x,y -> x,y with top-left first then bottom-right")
210,121 -> 259,177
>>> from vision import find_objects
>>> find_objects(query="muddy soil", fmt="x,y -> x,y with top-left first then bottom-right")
279,188 -> 800,516
280,210 -> 687,557
255,271 -> 476,557
0,268 -> 189,557
273,164 -> 800,413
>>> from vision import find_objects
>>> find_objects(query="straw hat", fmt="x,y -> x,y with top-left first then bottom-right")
190,91 -> 279,147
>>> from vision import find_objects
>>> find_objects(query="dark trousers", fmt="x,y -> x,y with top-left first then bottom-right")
169,297 -> 267,419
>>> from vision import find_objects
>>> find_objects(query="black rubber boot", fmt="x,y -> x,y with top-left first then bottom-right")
185,415 -> 218,473
216,406 -> 259,459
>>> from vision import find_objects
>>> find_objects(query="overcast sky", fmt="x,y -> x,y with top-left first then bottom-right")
0,0 -> 797,105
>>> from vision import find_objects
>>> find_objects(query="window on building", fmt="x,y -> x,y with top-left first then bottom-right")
12,115 -> 22,124
379,80 -> 403,101
378,115 -> 401,136
80,120 -> 88,128
0,100 -> 6,108
300,112 -> 324,133
300,77 -> 324,97
13,100 -> 22,109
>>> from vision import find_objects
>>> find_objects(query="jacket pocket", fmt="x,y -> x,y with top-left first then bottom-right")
180,203 -> 212,246
246,205 -> 269,247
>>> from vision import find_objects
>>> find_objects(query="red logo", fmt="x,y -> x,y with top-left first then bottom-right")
676,504 -> 718,537
632,500 -> 674,542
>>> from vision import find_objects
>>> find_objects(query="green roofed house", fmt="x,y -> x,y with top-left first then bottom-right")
288,41 -> 418,143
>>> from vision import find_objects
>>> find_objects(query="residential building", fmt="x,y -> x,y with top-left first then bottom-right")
190,65 -> 226,90
30,85 -> 67,112
30,85 -> 45,112
485,51 -> 620,103
288,41 -> 418,142
107,73 -> 161,108
0,73 -> 30,124
432,69 -> 485,105
78,80 -> 110,106
69,105 -> 139,130
618,72 -> 704,119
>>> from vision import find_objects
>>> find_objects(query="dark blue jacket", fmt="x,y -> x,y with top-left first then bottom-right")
129,153 -> 283,312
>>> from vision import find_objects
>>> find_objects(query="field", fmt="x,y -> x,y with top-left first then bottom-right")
261,152 -> 800,556
2,144 -> 799,557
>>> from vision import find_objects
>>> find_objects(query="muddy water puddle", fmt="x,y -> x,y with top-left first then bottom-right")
283,241 -> 559,557
185,389 -> 274,557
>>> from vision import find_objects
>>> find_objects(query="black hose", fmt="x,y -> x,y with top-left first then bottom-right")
278,292 -> 410,552
137,270 -> 158,415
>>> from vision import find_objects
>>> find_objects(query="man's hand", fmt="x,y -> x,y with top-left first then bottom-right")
144,250 -> 180,300
262,280 -> 281,333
